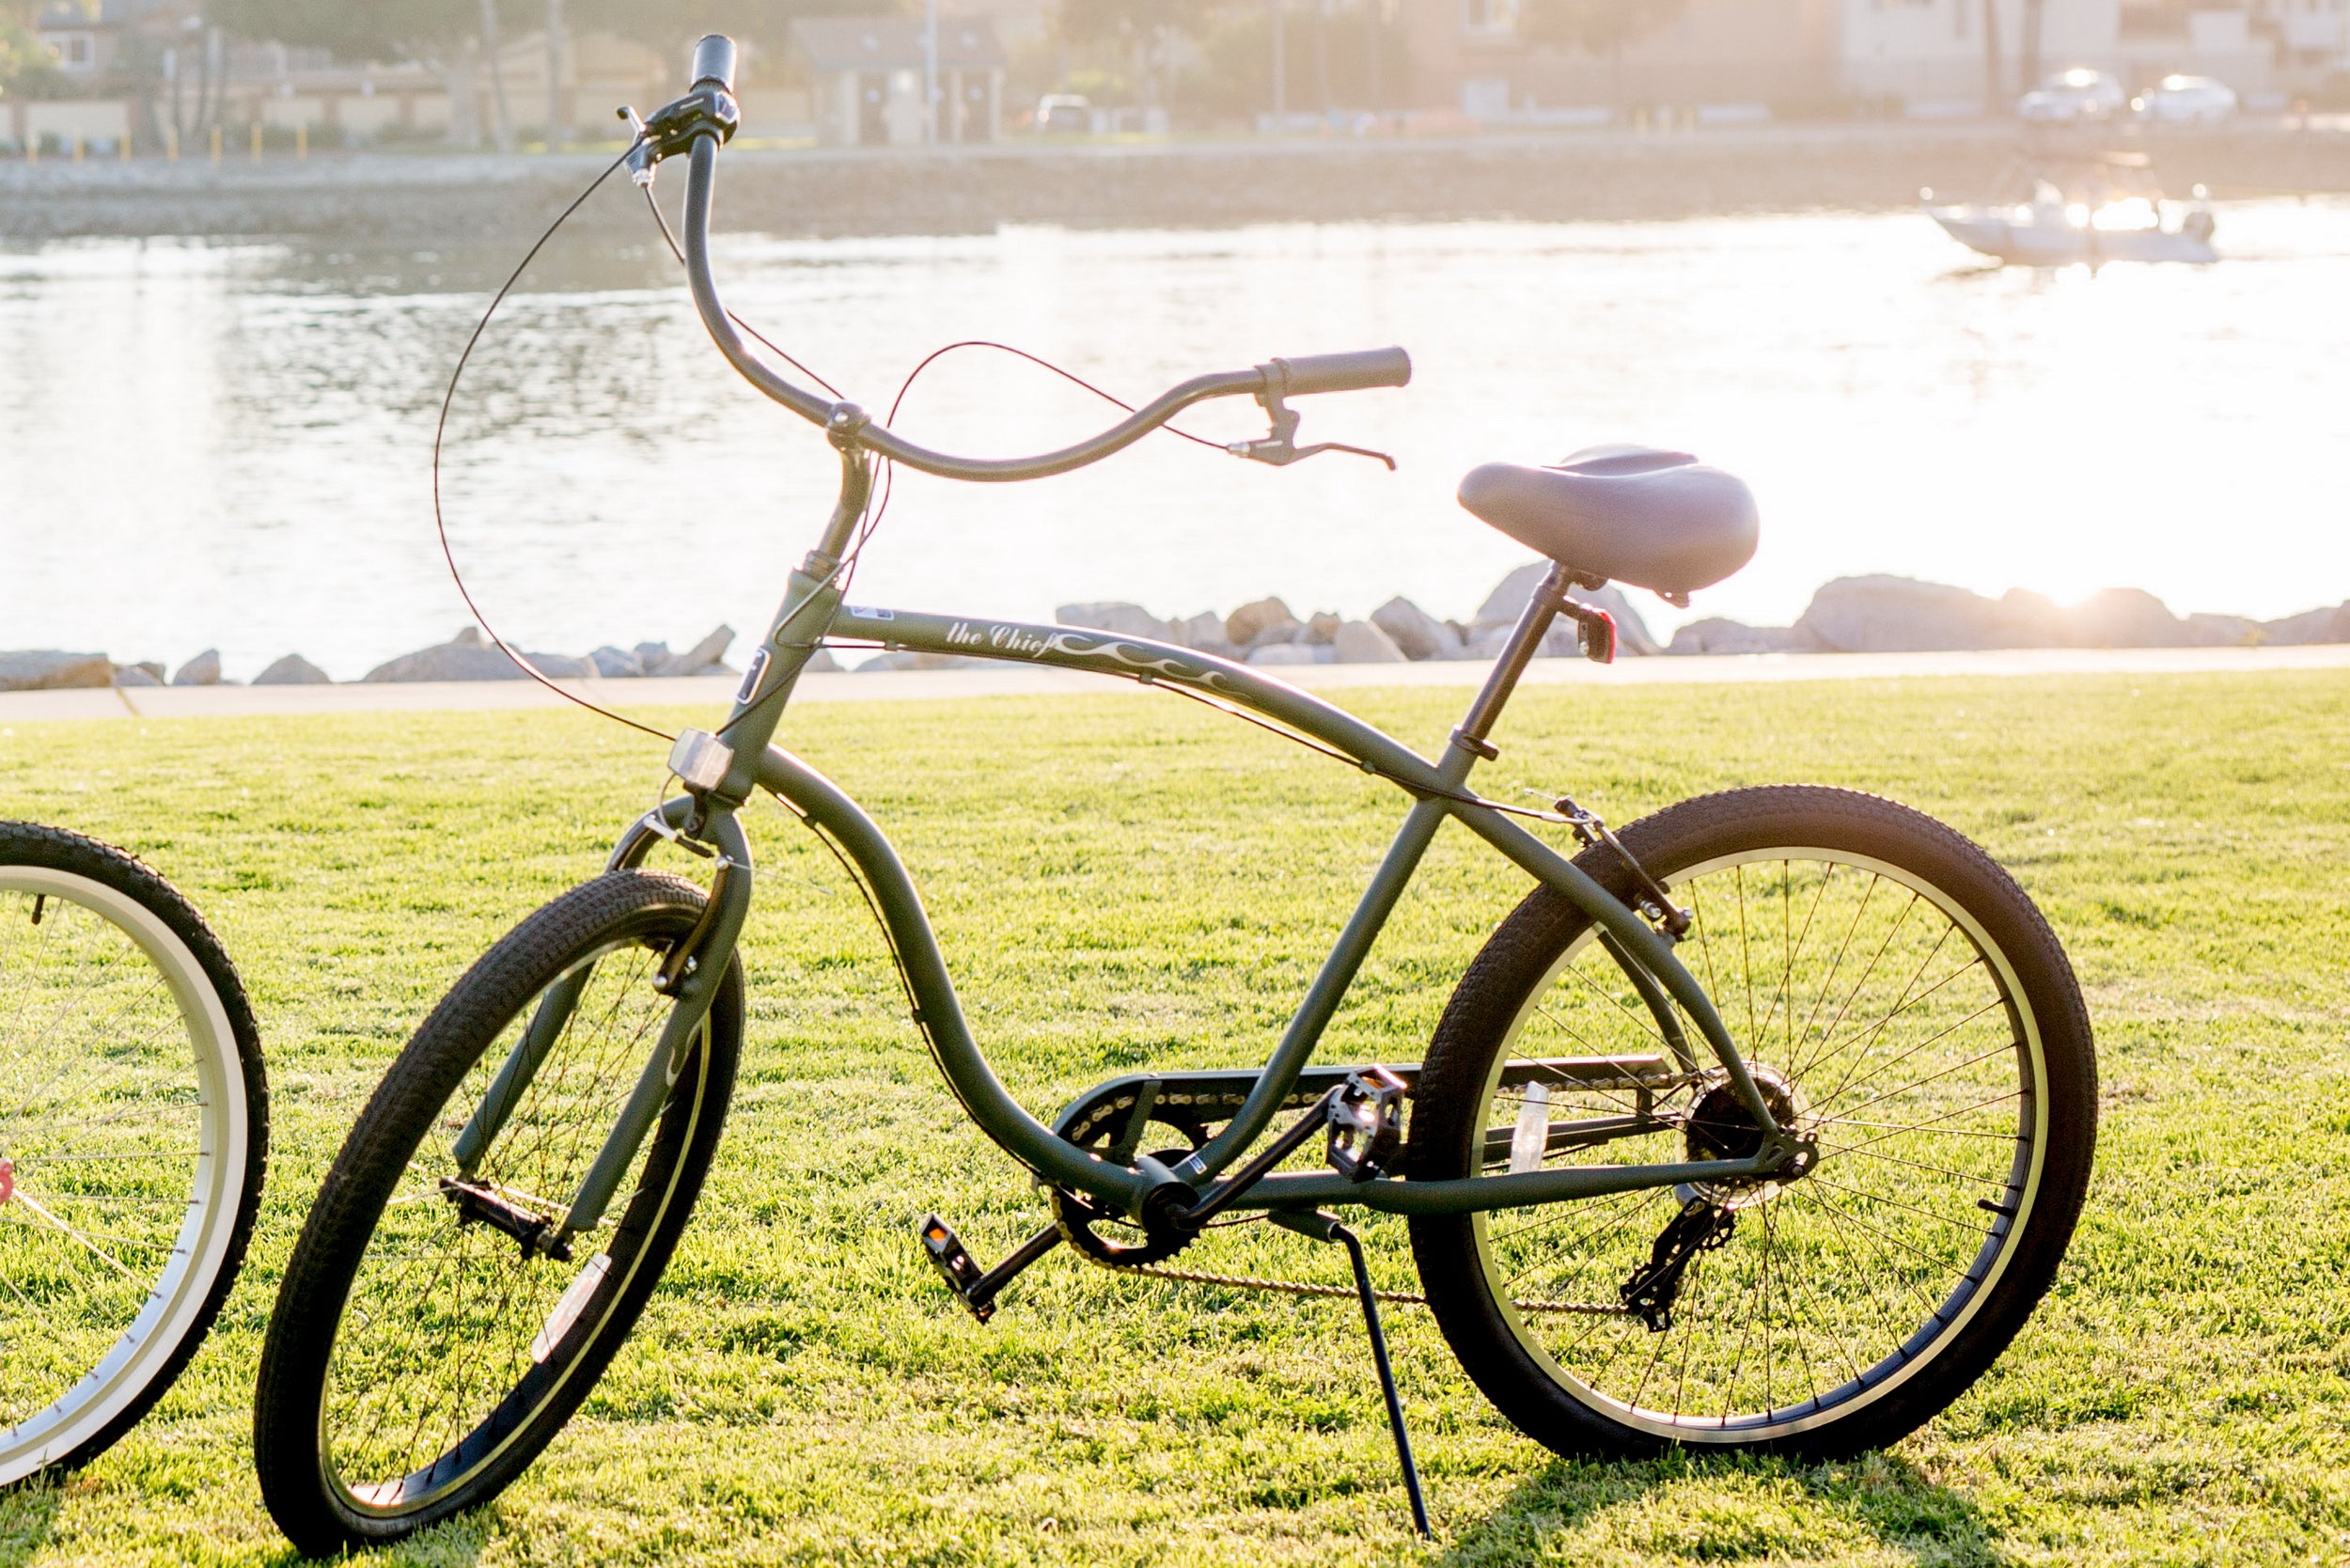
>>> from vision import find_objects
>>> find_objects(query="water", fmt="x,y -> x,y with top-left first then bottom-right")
5,200 -> 2348,680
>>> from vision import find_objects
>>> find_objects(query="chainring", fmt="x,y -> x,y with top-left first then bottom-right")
1050,1104 -> 1214,1267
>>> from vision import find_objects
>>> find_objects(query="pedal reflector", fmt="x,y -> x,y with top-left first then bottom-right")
919,1214 -> 995,1323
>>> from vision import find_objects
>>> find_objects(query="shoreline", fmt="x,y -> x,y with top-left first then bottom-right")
6,123 -> 2348,243
8,643 -> 2349,724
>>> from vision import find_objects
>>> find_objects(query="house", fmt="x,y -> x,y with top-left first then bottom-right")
788,16 -> 1007,146
1395,0 -> 2327,120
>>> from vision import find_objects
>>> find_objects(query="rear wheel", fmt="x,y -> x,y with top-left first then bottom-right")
253,870 -> 739,1554
1406,786 -> 2096,1458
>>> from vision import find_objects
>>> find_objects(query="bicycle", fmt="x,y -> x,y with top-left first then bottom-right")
252,37 -> 2098,1554
0,821 -> 268,1484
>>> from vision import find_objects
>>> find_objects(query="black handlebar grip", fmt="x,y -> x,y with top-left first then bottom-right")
1268,348 -> 1412,396
691,34 -> 738,95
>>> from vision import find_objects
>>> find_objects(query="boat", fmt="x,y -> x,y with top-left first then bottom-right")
1924,151 -> 2217,265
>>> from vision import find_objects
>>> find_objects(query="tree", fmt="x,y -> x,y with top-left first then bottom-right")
1057,0 -> 1208,109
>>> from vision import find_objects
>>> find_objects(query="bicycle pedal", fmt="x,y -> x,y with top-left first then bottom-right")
917,1214 -> 996,1324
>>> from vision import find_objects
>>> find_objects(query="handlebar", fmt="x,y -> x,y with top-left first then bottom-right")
653,37 -> 1408,485
689,34 -> 737,95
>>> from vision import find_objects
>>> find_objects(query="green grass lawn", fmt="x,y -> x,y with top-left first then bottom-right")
1,668 -> 2346,1566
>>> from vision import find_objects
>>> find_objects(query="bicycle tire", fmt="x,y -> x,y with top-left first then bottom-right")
1405,786 -> 2096,1459
252,870 -> 739,1554
0,820 -> 268,1484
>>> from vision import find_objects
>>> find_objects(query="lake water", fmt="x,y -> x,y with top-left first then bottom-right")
5,197 -> 2349,680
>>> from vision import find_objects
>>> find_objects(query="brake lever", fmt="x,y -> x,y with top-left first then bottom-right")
1227,384 -> 1396,470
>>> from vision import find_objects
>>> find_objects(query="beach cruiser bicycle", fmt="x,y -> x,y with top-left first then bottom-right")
252,38 -> 2098,1553
0,823 -> 268,1483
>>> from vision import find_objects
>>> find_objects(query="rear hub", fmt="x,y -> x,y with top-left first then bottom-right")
1683,1064 -> 1808,1208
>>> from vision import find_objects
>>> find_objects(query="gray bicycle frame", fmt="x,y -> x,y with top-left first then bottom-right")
455,545 -> 1797,1247
453,115 -> 1803,1246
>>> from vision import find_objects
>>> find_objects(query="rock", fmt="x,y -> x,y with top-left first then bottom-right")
0,651 -> 112,691
1667,619 -> 1801,655
1056,602 -> 1173,643
1303,611 -> 1342,646
634,641 -> 671,670
2186,614 -> 2262,647
804,649 -> 843,674
1370,596 -> 1463,660
114,664 -> 162,686
1330,620 -> 1407,663
1225,597 -> 1299,647
2061,588 -> 2192,649
254,654 -> 332,685
171,649 -> 222,686
2262,602 -> 2350,645
1794,575 -> 2055,652
1246,642 -> 1322,666
363,629 -> 586,682
588,646 -> 644,678
1469,562 -> 1661,654
649,625 -> 733,677
1168,611 -> 1238,657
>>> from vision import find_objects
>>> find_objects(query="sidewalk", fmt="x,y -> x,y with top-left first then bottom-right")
8,644 -> 2348,726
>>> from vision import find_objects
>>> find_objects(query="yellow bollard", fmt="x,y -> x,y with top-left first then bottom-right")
165,126 -> 178,162
296,122 -> 306,160
119,130 -> 130,160
71,134 -> 82,163
250,122 -> 261,162
210,124 -> 221,164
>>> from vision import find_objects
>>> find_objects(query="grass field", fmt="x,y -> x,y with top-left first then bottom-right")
1,668 -> 2346,1566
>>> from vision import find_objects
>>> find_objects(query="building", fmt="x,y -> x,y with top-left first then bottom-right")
1396,0 -> 2343,121
788,16 -> 1007,146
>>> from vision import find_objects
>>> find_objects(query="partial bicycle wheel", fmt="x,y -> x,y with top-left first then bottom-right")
1406,786 -> 2095,1458
252,870 -> 740,1555
0,821 -> 268,1483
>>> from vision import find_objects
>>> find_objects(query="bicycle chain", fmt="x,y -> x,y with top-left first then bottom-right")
1089,1257 -> 1627,1316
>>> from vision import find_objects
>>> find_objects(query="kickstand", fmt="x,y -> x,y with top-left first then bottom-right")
1272,1209 -> 1432,1538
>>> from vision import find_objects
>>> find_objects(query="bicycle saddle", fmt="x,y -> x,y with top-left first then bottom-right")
1456,446 -> 1759,601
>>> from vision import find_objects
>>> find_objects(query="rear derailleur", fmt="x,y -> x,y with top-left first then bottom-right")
1618,1195 -> 1736,1332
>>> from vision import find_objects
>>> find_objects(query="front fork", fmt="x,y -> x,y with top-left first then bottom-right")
450,795 -> 753,1249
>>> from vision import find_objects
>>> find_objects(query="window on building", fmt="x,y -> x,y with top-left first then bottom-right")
45,32 -> 96,71
1463,0 -> 1519,38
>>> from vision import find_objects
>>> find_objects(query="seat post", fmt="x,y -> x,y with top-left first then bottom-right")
1449,560 -> 1573,768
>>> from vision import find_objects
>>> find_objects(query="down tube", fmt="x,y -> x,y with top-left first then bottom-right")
753,743 -> 1160,1214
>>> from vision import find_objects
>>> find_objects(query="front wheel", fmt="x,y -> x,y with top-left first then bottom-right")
1406,786 -> 2096,1459
253,870 -> 741,1555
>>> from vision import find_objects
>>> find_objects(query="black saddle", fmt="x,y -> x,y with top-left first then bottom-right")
1456,446 -> 1759,601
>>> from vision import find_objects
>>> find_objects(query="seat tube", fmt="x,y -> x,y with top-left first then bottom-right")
1452,560 -> 1571,759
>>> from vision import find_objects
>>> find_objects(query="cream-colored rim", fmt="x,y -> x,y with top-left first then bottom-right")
0,868 -> 249,1483
1470,847 -> 2049,1442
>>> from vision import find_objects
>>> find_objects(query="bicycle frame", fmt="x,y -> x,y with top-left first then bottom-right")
460,532 -> 1803,1251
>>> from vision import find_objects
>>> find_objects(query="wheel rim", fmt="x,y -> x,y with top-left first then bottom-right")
1470,847 -> 2048,1442
318,934 -> 712,1516
0,868 -> 248,1482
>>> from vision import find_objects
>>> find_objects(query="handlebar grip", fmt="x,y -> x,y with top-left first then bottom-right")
1268,348 -> 1412,396
691,34 -> 738,95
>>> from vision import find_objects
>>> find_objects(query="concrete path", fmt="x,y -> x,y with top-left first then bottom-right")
7,644 -> 2349,726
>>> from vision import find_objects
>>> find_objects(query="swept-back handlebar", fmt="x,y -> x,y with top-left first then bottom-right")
652,37 -> 1408,484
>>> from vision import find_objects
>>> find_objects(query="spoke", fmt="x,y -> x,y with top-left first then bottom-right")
1793,887 -> 1918,1084
1804,1173 -> 1993,1236
1816,1089 -> 2024,1157
1822,1035 -> 2016,1127
8,1190 -> 143,1280
1807,933 -> 1973,1107
1807,991 -> 2004,1120
1823,1141 -> 2006,1185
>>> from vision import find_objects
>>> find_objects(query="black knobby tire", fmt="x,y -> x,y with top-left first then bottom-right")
253,870 -> 740,1554
0,822 -> 269,1483
1405,786 -> 2096,1459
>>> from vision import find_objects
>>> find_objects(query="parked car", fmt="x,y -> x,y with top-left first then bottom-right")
1035,94 -> 1090,134
2133,74 -> 2238,125
2018,68 -> 2128,123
